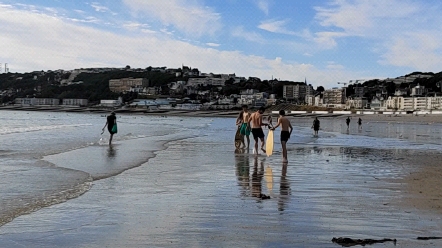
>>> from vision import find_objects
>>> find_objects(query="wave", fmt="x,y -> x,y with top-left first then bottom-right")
0,123 -> 93,135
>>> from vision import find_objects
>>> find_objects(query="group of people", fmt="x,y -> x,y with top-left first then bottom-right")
236,105 -> 293,163
346,117 -> 363,130
236,106 -> 365,162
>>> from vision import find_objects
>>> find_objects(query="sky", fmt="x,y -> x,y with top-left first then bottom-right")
1,0 -> 442,89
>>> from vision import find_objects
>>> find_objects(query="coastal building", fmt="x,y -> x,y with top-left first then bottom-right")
323,88 -> 345,107
411,85 -> 427,96
109,78 -> 149,93
283,84 -> 313,103
386,96 -> 403,110
100,99 -> 122,108
62,99 -> 88,106
15,98 -> 59,106
345,97 -> 367,109
187,77 -> 226,87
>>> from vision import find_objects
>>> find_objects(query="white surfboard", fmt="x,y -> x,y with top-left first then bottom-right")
266,130 -> 274,157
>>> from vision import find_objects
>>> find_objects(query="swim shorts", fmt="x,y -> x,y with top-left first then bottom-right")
251,128 -> 265,140
240,123 -> 251,136
280,131 -> 290,142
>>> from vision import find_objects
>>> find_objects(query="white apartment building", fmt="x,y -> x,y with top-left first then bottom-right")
345,97 -> 367,109
411,85 -> 427,96
15,98 -> 60,106
62,99 -> 88,106
323,88 -> 345,106
187,77 -> 226,87
283,84 -> 314,103
386,96 -> 442,111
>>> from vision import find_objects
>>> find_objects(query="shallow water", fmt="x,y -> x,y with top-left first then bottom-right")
0,111 -> 441,247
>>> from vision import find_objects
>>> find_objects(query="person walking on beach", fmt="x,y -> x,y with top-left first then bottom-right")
312,117 -> 320,136
250,107 -> 268,155
358,117 -> 362,129
236,105 -> 251,148
271,110 -> 293,163
346,116 -> 351,129
102,112 -> 117,145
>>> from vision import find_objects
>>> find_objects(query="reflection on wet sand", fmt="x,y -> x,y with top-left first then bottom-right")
235,149 -> 250,197
251,157 -> 266,199
107,144 -> 116,158
278,163 -> 291,212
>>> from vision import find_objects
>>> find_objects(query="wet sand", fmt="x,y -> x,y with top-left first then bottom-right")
0,117 -> 441,247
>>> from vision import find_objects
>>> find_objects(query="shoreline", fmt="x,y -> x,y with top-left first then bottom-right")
3,105 -> 442,123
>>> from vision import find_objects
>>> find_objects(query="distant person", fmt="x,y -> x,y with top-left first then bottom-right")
250,107 -> 268,155
236,105 -> 251,148
271,110 -> 293,163
102,111 -> 117,145
312,117 -> 320,136
346,116 -> 351,129
358,118 -> 362,129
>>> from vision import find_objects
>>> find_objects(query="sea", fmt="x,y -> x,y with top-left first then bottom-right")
0,110 -> 441,247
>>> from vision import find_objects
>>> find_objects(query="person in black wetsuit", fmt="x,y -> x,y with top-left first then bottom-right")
102,112 -> 117,145
312,117 -> 320,136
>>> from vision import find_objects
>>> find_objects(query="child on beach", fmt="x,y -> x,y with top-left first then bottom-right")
271,110 -> 293,163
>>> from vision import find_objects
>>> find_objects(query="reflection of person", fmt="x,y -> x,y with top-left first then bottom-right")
358,118 -> 362,129
271,110 -> 293,163
250,107 -> 268,154
346,117 -> 351,129
236,105 -> 251,148
278,163 -> 291,211
102,112 -> 117,145
251,157 -> 268,199
235,152 -> 250,197
312,117 -> 320,136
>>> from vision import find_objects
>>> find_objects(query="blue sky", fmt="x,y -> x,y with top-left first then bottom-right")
1,0 -> 441,88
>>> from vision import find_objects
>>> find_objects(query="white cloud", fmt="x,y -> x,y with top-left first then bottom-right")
89,2 -> 117,15
380,32 -> 442,71
206,43 -> 220,47
313,0 -> 442,72
257,0 -> 270,15
122,0 -> 221,37
258,19 -> 296,35
0,4 -> 364,88
231,26 -> 266,44
326,61 -> 345,70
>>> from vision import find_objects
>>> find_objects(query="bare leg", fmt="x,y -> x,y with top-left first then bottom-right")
260,137 -> 266,153
254,138 -> 259,154
109,133 -> 114,145
246,135 -> 250,149
282,141 -> 288,162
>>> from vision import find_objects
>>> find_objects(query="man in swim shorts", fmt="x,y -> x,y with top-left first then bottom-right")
250,107 -> 268,155
271,110 -> 293,163
236,105 -> 251,148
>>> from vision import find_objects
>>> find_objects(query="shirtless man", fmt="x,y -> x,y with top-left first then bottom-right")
236,105 -> 251,148
271,110 -> 293,163
250,107 -> 268,154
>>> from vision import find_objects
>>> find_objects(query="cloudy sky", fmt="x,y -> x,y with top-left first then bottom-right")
1,0 -> 441,88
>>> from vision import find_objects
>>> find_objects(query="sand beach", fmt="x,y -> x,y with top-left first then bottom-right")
0,109 -> 441,247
